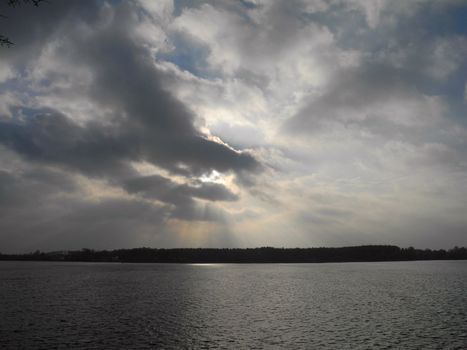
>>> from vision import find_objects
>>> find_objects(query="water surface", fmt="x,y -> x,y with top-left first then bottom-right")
1,261 -> 466,349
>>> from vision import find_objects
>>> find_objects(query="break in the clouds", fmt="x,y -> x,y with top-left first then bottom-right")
0,0 -> 466,252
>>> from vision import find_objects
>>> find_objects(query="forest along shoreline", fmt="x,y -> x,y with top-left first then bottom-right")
1,245 -> 467,263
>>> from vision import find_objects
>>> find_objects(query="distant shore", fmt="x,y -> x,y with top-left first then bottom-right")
1,245 -> 466,263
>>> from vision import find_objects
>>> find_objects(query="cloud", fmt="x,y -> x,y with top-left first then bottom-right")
285,63 -> 445,135
0,0 -> 264,252
123,173 -> 238,220
1,0 -> 467,252
2,1 -> 260,177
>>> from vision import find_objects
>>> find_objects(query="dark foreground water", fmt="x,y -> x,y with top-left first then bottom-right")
1,261 -> 466,349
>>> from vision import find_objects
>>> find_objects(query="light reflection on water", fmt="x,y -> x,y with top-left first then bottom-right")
1,261 -> 467,349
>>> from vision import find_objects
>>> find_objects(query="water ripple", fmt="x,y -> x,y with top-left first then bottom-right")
1,261 -> 466,349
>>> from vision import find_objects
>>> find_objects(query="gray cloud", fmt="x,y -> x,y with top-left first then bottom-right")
123,173 -> 238,220
0,107 -> 260,180
285,63 -> 426,134
0,1 -> 260,179
0,112 -> 136,178
0,0 -> 262,252
283,7 -> 467,171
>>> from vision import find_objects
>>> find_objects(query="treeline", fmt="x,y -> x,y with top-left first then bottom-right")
1,245 -> 467,263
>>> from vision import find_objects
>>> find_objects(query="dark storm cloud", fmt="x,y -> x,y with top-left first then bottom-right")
0,1 -> 260,182
0,112 -> 137,178
0,0 -> 262,252
0,108 -> 259,181
123,174 -> 236,221
78,13 -> 260,176
124,174 -> 238,203
188,181 -> 238,202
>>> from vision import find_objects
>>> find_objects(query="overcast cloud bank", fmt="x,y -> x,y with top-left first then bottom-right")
0,0 -> 466,252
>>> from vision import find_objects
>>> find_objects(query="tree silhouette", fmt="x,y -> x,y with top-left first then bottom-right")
1,0 -> 45,47
1,245 -> 467,263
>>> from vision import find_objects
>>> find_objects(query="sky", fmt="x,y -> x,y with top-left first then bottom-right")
0,0 -> 466,253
